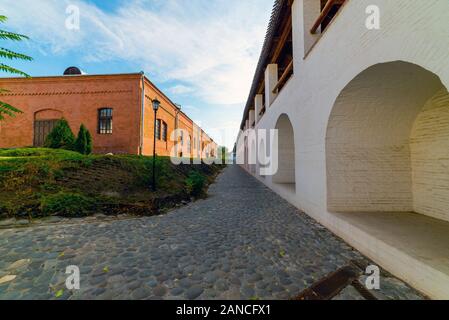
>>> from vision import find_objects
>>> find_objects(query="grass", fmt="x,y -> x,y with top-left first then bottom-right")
0,148 -> 223,219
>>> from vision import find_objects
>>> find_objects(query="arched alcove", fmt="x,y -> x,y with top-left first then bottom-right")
273,114 -> 296,192
326,61 -> 449,222
33,109 -> 63,147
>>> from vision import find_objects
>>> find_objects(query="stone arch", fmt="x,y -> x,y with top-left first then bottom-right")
33,109 -> 63,147
34,109 -> 63,121
272,113 -> 296,191
326,61 -> 449,222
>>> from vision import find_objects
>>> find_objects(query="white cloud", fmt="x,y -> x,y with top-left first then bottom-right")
182,105 -> 201,112
0,0 -> 273,105
169,85 -> 194,95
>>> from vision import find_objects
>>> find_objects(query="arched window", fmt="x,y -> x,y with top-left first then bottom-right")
156,119 -> 161,140
98,108 -> 113,134
162,122 -> 168,142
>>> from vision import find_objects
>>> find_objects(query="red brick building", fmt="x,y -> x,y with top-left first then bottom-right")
0,68 -> 217,157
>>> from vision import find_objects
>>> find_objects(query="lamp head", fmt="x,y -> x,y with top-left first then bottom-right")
152,97 -> 161,111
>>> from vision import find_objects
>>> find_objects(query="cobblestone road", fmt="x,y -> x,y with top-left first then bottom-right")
0,165 -> 424,300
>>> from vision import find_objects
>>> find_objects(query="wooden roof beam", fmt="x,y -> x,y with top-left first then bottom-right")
271,14 -> 292,64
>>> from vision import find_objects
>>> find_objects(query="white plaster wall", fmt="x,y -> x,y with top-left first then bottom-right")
411,88 -> 449,222
248,0 -> 449,298
272,114 -> 296,184
326,62 -> 443,212
250,138 -> 257,174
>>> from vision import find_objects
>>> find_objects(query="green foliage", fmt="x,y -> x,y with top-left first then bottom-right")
54,289 -> 64,298
185,171 -> 206,197
85,128 -> 93,155
218,146 -> 228,164
44,119 -> 75,150
0,148 -> 223,219
0,15 -> 32,120
74,124 -> 93,155
0,147 -> 76,158
0,92 -> 22,121
40,192 -> 95,217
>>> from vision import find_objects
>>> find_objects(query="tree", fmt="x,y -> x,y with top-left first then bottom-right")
44,119 -> 75,150
0,15 -> 32,121
218,146 -> 229,164
85,128 -> 93,155
74,124 -> 93,155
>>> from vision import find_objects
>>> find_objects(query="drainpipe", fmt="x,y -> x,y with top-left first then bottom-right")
139,71 -> 145,155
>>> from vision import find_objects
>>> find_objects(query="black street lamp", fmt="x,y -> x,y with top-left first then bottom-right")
151,97 -> 161,191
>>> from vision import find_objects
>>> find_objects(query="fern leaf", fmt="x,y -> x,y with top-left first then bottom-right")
0,29 -> 29,41
0,101 -> 23,120
0,48 -> 32,61
0,64 -> 30,77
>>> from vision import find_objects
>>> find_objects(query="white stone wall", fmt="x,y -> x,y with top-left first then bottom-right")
273,114 -> 296,184
243,0 -> 449,298
326,62 -> 443,213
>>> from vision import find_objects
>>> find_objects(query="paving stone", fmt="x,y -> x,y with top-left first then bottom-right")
185,286 -> 204,300
132,287 -> 152,300
7,259 -> 31,270
0,219 -> 16,227
204,272 -> 219,284
178,278 -> 194,289
16,219 -> 30,226
170,287 -> 184,296
248,273 -> 263,283
0,166 -> 425,300
153,285 -> 168,297
147,279 -> 158,288
229,277 -> 241,286
241,286 -> 255,298
0,274 -> 16,285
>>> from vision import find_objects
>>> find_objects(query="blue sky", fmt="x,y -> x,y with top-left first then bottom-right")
0,0 -> 274,149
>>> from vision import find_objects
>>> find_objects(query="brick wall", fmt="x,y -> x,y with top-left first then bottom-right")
0,74 -> 141,154
0,74 -> 213,158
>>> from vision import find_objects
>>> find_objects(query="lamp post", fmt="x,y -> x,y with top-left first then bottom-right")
151,97 -> 161,191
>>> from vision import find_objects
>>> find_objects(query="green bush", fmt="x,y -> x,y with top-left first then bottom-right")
185,171 -> 206,197
85,129 -> 92,155
0,147 -> 82,158
40,192 -> 95,217
44,119 -> 75,150
74,124 -> 93,155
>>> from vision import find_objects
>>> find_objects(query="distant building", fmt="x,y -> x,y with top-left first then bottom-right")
0,67 -> 217,157
237,0 -> 449,299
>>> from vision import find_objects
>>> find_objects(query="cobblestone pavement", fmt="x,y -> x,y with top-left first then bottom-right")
0,165 -> 424,300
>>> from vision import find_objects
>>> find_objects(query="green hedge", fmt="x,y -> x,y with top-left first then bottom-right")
40,192 -> 95,217
44,119 -> 75,150
185,171 -> 206,197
